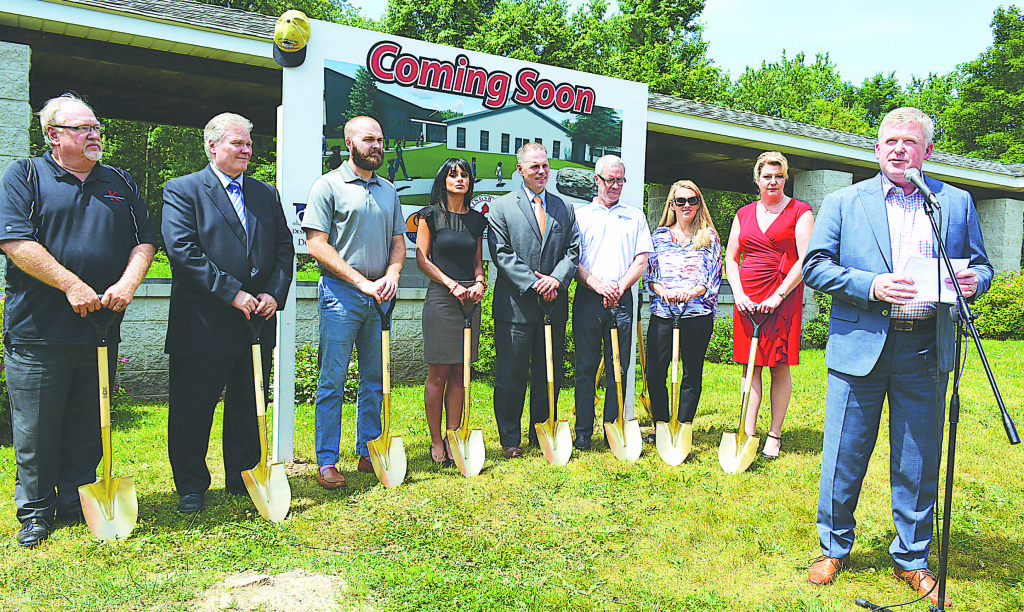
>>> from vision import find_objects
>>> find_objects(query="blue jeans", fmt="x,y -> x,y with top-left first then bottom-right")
816,327 -> 948,570
314,276 -> 384,465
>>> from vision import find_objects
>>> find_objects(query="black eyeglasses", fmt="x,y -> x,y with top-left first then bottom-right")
597,175 -> 626,186
52,124 -> 105,135
673,196 -> 701,207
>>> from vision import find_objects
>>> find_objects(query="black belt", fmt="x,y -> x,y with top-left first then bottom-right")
889,317 -> 936,332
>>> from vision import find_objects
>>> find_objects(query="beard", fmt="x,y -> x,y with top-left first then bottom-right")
84,148 -> 103,162
351,146 -> 383,171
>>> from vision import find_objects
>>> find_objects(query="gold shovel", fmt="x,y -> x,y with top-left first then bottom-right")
534,293 -> 572,466
656,301 -> 692,466
604,304 -> 642,462
368,299 -> 407,488
719,310 -> 768,474
79,309 -> 137,541
241,317 -> 291,523
447,301 -> 485,478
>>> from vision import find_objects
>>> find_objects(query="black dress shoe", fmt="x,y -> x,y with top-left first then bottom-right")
573,438 -> 591,451
177,493 -> 205,514
17,518 -> 50,548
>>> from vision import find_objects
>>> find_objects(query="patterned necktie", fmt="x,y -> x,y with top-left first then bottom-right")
227,180 -> 248,237
533,194 -> 546,237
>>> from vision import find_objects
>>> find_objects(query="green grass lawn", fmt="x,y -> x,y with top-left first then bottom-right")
1,343 -> 1022,611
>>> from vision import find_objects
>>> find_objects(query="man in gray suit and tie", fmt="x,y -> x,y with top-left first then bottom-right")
803,107 -> 992,606
487,143 -> 580,458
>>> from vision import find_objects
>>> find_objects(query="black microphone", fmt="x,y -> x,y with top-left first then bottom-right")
903,167 -> 940,210
855,597 -> 894,611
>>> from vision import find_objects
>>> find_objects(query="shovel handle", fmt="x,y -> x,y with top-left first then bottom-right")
373,298 -> 396,331
737,310 -> 770,442
252,343 -> 270,468
544,322 -> 556,426
609,319 -> 625,423
87,307 -> 124,347
381,328 -> 391,438
536,290 -> 557,324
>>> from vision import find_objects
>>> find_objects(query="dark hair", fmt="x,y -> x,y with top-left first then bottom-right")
429,158 -> 475,216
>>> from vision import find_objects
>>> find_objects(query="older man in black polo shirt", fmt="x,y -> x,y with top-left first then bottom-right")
0,93 -> 156,547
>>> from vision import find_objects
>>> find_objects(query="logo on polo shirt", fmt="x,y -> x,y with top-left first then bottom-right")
104,190 -> 125,202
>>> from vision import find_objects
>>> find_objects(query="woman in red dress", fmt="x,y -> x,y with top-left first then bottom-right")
724,152 -> 814,459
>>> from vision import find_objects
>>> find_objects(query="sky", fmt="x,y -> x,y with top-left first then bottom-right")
346,0 -> 1005,86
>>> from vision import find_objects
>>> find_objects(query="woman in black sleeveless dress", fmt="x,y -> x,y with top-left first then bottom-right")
416,158 -> 486,466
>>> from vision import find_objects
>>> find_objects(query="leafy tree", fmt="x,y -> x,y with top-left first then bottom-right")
903,72 -> 959,147
384,0 -> 489,48
728,51 -> 857,124
855,72 -> 906,128
345,67 -> 380,122
944,6 -> 1024,161
604,0 -> 728,102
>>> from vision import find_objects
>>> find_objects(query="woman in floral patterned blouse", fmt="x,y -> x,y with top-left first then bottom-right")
643,180 -> 722,443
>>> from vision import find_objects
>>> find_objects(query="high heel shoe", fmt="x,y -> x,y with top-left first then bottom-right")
760,432 -> 781,460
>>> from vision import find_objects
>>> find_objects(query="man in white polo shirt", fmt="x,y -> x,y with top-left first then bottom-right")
572,155 -> 653,450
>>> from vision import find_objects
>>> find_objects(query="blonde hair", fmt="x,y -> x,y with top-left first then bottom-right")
657,180 -> 718,251
753,151 -> 789,184
878,107 -> 934,146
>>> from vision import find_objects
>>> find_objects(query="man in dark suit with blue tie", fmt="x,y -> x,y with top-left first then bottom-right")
487,142 -> 580,457
162,113 -> 294,514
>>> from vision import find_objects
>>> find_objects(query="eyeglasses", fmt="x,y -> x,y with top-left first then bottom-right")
597,175 -> 626,186
53,124 -> 105,135
673,196 -> 701,207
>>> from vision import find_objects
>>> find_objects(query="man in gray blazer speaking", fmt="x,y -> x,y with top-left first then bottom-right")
487,143 -> 580,458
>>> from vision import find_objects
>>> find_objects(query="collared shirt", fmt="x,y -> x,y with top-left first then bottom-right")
644,226 -> 722,318
209,164 -> 242,190
523,185 -> 546,211
301,161 -> 404,280
880,173 -> 935,319
575,198 -> 654,283
0,151 -> 156,344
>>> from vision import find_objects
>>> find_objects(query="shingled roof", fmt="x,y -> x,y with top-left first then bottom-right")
56,0 -> 277,39
649,93 -> 1024,178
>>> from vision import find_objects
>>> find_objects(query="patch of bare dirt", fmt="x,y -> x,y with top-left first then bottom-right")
194,569 -> 357,612
284,456 -> 318,478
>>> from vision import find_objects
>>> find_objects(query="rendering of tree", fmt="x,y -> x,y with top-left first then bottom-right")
345,67 -> 380,123
562,107 -> 622,157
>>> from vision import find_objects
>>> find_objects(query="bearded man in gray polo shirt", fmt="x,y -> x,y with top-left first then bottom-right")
301,116 -> 405,489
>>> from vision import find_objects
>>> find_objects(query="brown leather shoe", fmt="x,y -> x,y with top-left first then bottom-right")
502,446 -> 523,458
357,455 -> 374,473
808,555 -> 850,585
894,567 -> 952,607
315,465 -> 346,489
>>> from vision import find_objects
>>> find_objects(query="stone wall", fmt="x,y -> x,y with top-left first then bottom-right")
118,281 -> 429,402
0,41 -> 31,281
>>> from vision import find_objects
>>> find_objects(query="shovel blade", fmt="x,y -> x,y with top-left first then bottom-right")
535,421 -> 572,466
655,421 -> 692,466
604,419 -> 643,462
79,476 -> 138,541
367,435 -> 407,488
718,431 -> 760,474
447,428 -> 486,478
241,463 -> 291,523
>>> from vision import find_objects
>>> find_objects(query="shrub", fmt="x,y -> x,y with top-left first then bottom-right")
973,271 -> 1024,340
292,342 -> 358,405
801,290 -> 832,349
705,315 -> 735,363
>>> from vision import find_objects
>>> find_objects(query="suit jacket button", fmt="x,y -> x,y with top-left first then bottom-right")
251,267 -> 258,274
881,309 -> 889,317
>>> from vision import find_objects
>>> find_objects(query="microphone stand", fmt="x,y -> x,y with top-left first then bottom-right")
919,193 -> 1020,612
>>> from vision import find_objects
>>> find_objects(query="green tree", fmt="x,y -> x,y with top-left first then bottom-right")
944,6 -> 1024,161
855,72 -> 906,128
345,67 -> 380,122
385,0 -> 489,48
729,51 -> 861,129
903,72 -> 958,147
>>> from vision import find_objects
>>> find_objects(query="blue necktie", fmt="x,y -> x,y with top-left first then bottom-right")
227,180 -> 248,236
